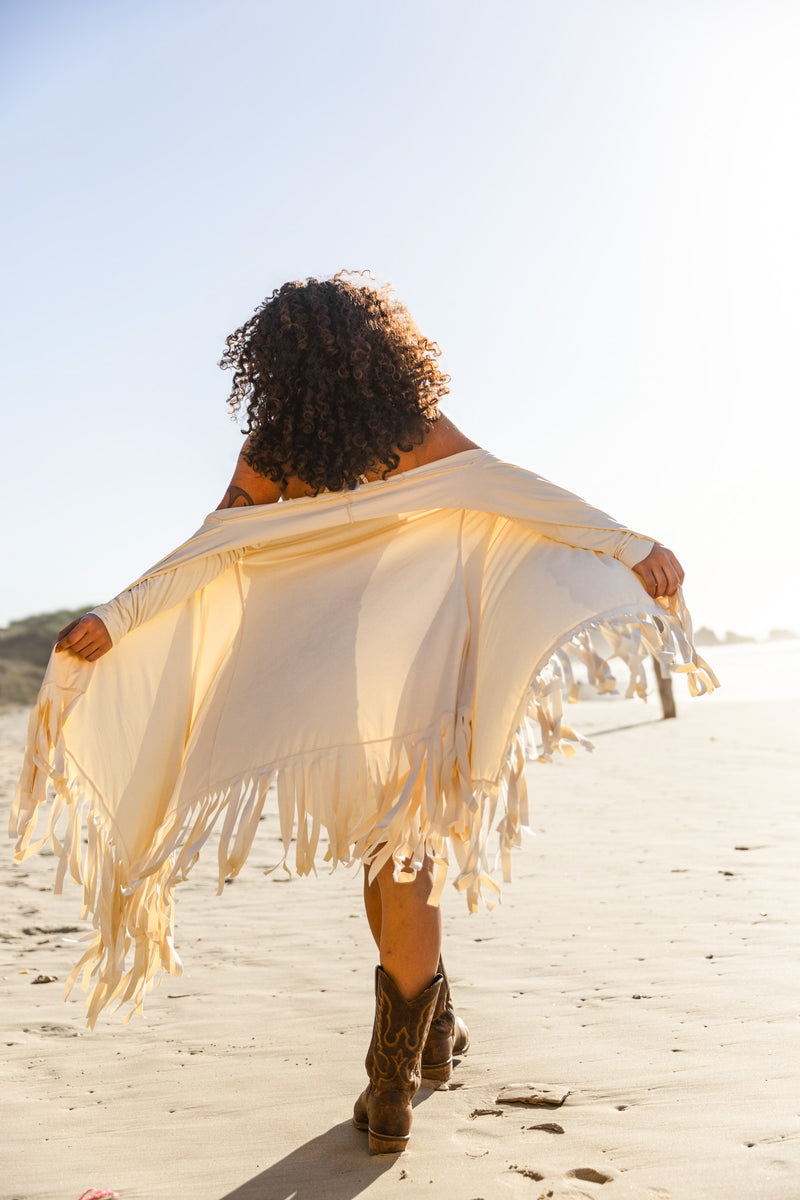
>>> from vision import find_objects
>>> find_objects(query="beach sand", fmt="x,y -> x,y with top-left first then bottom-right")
2,694 -> 798,1200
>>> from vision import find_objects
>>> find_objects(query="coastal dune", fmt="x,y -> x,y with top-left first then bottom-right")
2,691 -> 798,1199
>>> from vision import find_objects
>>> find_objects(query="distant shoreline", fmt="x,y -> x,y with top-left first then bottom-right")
693,626 -> 798,647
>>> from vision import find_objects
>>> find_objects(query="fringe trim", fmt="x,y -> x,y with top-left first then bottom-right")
9,595 -> 717,1027
463,592 -> 719,905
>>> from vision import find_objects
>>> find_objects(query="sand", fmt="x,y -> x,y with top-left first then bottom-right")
2,694 -> 798,1200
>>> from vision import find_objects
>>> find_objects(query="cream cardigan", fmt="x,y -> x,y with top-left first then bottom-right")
10,450 -> 716,1025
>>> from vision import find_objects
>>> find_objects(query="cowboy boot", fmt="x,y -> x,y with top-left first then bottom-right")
353,966 -> 443,1154
420,955 -> 471,1083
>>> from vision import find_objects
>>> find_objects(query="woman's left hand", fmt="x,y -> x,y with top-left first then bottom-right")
55,614 -> 112,661
631,544 -> 685,598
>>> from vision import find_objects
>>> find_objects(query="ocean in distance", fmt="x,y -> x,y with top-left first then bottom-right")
564,636 -> 800,734
686,637 -> 800,704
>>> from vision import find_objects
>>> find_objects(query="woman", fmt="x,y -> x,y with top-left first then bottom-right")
16,273 -> 701,1155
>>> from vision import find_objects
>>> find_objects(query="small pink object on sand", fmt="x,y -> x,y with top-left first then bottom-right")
77,1190 -> 121,1199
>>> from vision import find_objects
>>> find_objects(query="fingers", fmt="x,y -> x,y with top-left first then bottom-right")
659,547 -> 684,596
60,636 -> 108,661
632,545 -> 685,599
54,615 -> 112,660
651,567 -> 668,598
643,570 -> 664,598
55,618 -> 81,641
55,619 -> 91,653
69,635 -> 97,658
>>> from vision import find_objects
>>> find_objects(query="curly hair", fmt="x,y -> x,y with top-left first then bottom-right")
219,271 -> 450,493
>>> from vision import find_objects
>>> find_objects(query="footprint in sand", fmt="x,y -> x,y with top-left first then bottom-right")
566,1167 -> 614,1184
560,1169 -> 672,1199
22,1023 -> 80,1038
22,924 -> 81,936
509,1165 -> 545,1181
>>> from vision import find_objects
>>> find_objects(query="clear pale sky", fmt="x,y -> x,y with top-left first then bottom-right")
2,0 -> 797,637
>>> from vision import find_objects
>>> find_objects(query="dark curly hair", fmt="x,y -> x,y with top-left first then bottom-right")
219,271 -> 449,493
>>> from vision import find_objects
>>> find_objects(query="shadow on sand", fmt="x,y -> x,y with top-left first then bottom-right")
218,1092 -> 438,1200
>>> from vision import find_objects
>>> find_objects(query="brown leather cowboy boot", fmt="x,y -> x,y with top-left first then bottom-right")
353,966 -> 443,1154
420,955 -> 471,1083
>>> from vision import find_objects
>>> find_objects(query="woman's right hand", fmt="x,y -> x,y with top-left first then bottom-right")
631,544 -> 685,599
55,614 -> 112,661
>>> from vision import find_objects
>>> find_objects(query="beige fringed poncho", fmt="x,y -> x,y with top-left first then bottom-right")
10,449 -> 717,1025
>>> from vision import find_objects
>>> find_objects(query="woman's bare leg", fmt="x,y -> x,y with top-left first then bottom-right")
363,867 -> 382,948
367,857 -> 442,1001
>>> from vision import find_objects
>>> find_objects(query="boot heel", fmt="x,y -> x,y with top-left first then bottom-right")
420,1057 -> 452,1084
369,1128 -> 410,1155
421,956 -> 470,1082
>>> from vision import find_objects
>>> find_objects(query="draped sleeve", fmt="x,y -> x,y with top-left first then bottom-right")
89,549 -> 241,645
460,456 -> 655,567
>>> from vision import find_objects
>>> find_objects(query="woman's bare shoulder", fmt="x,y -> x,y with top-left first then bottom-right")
414,414 -> 481,465
360,414 -> 481,482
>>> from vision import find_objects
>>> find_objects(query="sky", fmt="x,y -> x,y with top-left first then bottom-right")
1,0 -> 798,638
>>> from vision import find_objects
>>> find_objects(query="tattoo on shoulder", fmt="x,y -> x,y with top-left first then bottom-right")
221,485 -> 256,508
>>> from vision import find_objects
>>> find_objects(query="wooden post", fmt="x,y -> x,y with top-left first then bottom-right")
652,653 -> 676,719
